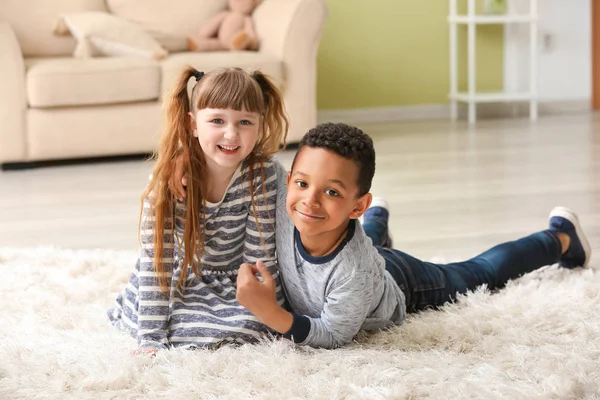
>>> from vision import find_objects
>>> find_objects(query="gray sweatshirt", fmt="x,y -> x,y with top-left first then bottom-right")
274,160 -> 407,348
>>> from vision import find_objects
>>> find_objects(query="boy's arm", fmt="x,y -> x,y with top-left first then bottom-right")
237,261 -> 293,333
237,264 -> 374,349
285,273 -> 373,348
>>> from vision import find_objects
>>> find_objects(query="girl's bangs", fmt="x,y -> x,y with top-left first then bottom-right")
195,72 -> 264,113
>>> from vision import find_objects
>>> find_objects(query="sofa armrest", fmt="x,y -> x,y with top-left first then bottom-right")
253,0 -> 327,143
0,22 -> 27,164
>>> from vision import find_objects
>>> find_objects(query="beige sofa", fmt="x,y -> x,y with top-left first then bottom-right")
0,0 -> 327,166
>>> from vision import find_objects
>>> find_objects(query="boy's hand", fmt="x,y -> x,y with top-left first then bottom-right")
237,261 -> 277,315
236,261 -> 293,334
168,151 -> 188,201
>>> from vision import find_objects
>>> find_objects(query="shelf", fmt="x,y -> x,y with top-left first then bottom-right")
450,92 -> 533,103
448,15 -> 536,24
448,0 -> 538,122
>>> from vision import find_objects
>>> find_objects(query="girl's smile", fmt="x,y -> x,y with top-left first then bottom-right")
217,144 -> 240,154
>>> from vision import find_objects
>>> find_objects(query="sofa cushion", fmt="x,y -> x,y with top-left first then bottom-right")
25,57 -> 160,108
161,52 -> 284,98
0,0 -> 108,57
107,0 -> 228,52
54,11 -> 168,60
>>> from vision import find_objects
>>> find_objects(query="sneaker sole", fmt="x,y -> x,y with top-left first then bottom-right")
370,198 -> 389,210
549,206 -> 592,268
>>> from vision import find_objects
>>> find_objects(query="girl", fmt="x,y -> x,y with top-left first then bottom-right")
108,67 -> 289,353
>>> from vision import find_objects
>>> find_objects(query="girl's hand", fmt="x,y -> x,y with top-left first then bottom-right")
168,151 -> 188,201
131,347 -> 159,357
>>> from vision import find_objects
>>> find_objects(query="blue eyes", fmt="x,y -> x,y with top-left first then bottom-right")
209,119 -> 253,125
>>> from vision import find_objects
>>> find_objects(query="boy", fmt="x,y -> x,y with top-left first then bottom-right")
172,123 -> 591,349
234,123 -> 591,349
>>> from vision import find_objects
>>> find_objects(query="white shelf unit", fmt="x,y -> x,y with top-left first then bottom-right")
448,0 -> 538,123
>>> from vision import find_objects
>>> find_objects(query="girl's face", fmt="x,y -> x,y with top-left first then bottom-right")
190,107 -> 260,175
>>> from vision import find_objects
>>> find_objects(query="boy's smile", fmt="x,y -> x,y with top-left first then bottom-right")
286,147 -> 371,256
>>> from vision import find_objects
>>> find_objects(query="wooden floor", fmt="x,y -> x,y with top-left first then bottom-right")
1,114 -> 598,263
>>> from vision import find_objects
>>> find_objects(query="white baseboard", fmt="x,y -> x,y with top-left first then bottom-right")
317,105 -> 449,125
473,99 -> 591,119
317,100 -> 591,125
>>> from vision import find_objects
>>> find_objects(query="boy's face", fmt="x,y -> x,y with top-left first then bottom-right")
286,147 -> 372,242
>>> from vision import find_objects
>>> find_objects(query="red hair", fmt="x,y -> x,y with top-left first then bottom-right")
142,67 -> 289,294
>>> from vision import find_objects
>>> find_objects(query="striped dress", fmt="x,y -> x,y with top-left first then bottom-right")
108,158 -> 285,349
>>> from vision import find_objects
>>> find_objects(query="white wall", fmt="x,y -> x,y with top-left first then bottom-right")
504,0 -> 591,101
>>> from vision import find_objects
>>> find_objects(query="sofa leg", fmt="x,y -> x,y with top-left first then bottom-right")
1,153 -> 153,171
1,162 -> 42,171
281,142 -> 299,151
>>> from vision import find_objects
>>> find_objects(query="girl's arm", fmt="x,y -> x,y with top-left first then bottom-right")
136,195 -> 174,349
242,161 -> 283,300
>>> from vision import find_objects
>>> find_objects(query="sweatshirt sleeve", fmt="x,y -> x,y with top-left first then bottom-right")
242,160 -> 277,271
242,160 -> 285,306
283,271 -> 374,349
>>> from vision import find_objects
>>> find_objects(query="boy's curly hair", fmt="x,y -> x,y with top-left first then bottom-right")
291,123 -> 375,197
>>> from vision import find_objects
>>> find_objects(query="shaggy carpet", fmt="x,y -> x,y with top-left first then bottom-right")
1,247 -> 599,400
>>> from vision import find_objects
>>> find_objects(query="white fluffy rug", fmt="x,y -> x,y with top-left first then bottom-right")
1,247 -> 600,400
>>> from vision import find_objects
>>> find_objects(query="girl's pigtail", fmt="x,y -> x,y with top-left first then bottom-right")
252,71 -> 289,156
247,71 -> 289,259
142,66 -> 200,296
163,66 -> 197,162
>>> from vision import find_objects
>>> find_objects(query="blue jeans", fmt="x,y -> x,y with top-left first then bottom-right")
362,214 -> 562,313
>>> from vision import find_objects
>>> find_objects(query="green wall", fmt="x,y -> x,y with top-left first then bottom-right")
316,0 -> 504,109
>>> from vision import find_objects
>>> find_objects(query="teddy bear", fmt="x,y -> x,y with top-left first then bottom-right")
187,0 -> 262,52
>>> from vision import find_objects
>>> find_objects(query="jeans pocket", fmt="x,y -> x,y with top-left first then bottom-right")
408,263 -> 447,311
411,263 -> 446,291
395,255 -> 447,311
380,248 -> 449,312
